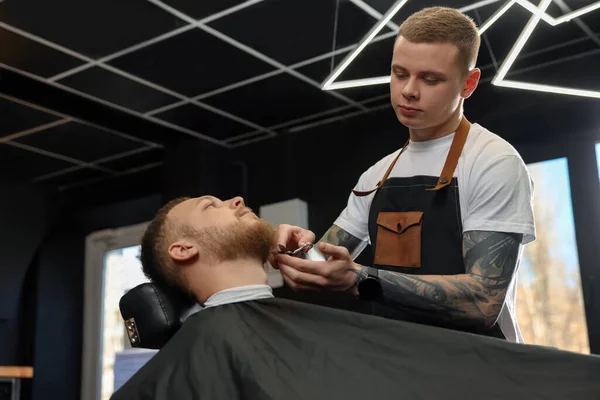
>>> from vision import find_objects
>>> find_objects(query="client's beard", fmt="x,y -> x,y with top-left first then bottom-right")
191,218 -> 276,264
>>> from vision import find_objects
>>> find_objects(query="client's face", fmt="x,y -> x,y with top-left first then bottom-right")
168,196 -> 275,264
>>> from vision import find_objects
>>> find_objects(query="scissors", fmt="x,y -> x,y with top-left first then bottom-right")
277,242 -> 314,256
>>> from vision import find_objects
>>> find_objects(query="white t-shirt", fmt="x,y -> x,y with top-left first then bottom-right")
334,123 -> 536,343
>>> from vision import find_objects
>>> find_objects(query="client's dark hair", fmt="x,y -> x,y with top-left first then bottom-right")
140,197 -> 190,290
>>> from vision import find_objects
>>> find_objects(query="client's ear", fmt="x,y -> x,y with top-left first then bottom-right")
168,240 -> 199,262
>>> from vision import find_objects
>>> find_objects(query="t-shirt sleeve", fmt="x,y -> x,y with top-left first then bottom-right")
333,170 -> 374,242
463,155 -> 536,244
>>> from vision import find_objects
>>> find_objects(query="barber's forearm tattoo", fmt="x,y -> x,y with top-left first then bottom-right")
321,224 -> 362,247
376,231 -> 522,327
320,225 -> 367,259
346,266 -> 368,288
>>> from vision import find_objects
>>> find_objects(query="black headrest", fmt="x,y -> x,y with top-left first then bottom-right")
119,283 -> 201,349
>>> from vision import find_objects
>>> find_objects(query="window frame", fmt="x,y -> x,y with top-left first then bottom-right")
516,136 -> 600,354
80,222 -> 149,400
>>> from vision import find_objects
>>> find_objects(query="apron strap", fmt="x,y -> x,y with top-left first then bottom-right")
352,140 -> 409,197
427,117 -> 471,191
352,116 -> 471,197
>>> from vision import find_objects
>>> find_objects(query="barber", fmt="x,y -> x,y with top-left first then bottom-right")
269,7 -> 535,342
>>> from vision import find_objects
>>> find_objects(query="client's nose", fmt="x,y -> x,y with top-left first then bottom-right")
230,196 -> 245,209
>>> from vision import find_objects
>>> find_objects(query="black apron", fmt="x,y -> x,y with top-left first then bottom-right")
353,117 -> 505,339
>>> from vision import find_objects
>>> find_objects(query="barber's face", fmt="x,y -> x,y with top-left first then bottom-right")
390,36 -> 478,132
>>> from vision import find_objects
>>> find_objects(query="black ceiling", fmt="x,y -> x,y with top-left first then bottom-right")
0,0 -> 599,194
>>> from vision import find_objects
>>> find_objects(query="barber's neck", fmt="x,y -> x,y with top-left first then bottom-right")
195,257 -> 268,303
409,105 -> 463,143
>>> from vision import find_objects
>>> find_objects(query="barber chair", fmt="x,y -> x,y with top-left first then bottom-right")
119,283 -> 200,349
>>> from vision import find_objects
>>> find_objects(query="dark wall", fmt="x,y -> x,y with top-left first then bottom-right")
30,224 -> 84,400
25,193 -> 162,400
0,175 -> 49,366
161,138 -> 242,202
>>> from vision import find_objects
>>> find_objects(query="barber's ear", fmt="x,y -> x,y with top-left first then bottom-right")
461,68 -> 481,99
168,240 -> 199,262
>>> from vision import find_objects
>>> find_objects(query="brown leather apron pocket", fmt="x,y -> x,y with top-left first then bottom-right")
374,211 -> 423,268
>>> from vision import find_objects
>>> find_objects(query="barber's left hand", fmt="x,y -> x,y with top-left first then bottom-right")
276,242 -> 361,295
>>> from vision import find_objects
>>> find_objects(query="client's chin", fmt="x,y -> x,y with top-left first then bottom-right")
218,217 -> 275,264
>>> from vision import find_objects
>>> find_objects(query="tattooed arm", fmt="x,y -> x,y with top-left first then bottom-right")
319,224 -> 369,260
376,231 -> 523,327
319,226 -> 522,328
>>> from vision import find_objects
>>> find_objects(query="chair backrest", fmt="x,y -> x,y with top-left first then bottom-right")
119,283 -> 200,349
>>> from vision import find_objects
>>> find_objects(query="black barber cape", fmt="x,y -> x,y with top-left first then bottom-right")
111,298 -> 600,400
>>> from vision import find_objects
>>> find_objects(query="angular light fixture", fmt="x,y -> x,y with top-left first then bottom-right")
479,0 -> 516,34
492,0 -> 600,99
321,0 -> 409,90
322,0 -> 600,100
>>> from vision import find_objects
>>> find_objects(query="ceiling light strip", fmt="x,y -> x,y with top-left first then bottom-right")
507,47 -> 600,76
48,25 -> 196,82
513,0 -> 600,26
190,99 -> 279,135
513,0 -> 558,25
144,99 -> 189,116
145,0 -> 370,111
0,62 -> 227,145
556,1 -> 600,23
325,76 -> 391,90
0,119 -> 72,143
458,0 -> 505,13
201,0 -> 265,23
479,0 -> 515,34
50,0 -> 264,82
496,79 -> 600,98
553,0 -> 600,48
58,162 -> 164,192
144,29 -> 398,116
224,92 -> 391,144
288,104 -> 389,133
489,0 -> 600,100
146,0 -> 196,24
0,21 -> 92,62
195,23 -> 369,111
323,0 -> 600,97
34,145 -> 159,182
0,92 -> 162,147
322,0 -> 504,90
34,165 -> 84,182
231,102 -> 392,148
226,133 -> 277,148
348,0 -> 400,30
225,131 -> 270,145
321,0 -> 408,89
493,0 -> 554,83
192,69 -> 284,101
0,9 -> 275,141
5,141 -> 117,174
0,16 -> 279,142
327,0 -> 514,90
0,92 -> 70,119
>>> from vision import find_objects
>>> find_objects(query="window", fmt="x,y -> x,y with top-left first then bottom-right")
596,142 -> 600,177
101,246 -> 156,400
82,223 -> 156,400
517,158 -> 589,353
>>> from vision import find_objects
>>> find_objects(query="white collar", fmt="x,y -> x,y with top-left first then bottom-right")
203,284 -> 274,309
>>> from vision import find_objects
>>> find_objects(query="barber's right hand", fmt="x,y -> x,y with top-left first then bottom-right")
268,224 -> 315,269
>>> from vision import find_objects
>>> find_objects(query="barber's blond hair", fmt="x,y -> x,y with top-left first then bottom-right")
397,7 -> 480,72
